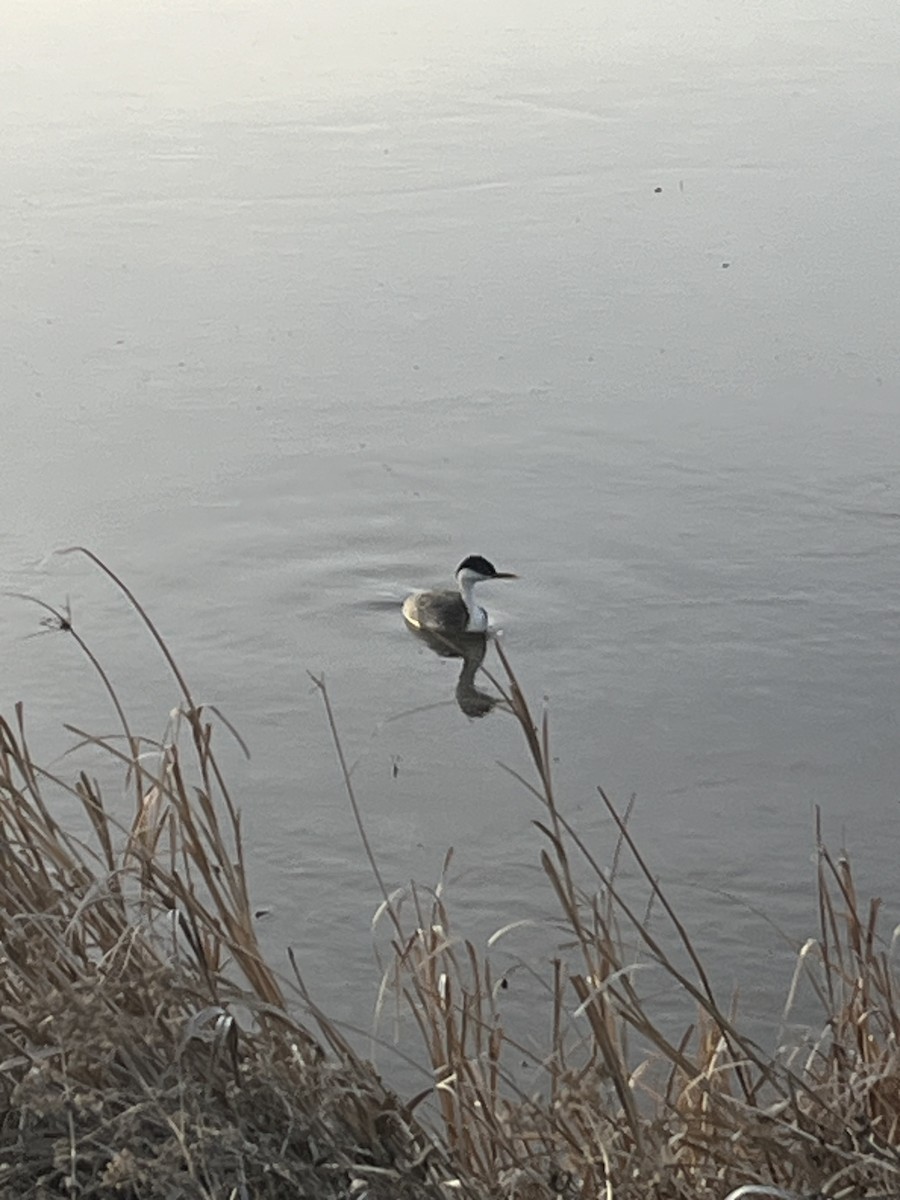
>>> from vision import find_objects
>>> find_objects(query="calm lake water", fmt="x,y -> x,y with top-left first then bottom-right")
3,0 -> 900,1069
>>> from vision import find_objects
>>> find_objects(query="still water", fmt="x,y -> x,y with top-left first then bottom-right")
3,1 -> 900,1065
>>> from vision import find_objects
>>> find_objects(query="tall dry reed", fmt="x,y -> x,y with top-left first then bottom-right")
320,637 -> 900,1200
0,549 -> 457,1199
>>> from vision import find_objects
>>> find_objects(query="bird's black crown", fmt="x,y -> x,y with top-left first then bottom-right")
456,555 -> 498,577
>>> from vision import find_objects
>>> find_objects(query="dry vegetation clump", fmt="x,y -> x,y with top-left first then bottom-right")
4,550 -> 900,1200
357,640 -> 900,1200
0,551 -> 456,1200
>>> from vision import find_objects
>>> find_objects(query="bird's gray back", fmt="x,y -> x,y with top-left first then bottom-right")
407,588 -> 469,633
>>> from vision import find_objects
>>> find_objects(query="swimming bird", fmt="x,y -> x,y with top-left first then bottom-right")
402,555 -> 518,634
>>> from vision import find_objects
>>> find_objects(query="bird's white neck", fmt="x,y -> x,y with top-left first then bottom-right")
457,571 -> 489,632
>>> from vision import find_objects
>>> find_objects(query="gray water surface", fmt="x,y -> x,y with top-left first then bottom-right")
3,0 -> 900,1061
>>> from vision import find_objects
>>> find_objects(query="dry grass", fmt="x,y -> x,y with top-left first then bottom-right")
0,549 -> 457,1199
3,551 -> 900,1199
336,639 -> 900,1200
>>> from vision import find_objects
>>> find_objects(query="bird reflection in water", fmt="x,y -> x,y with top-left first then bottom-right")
403,623 -> 501,718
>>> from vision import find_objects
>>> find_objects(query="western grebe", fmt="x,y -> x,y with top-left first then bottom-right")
402,555 -> 518,633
